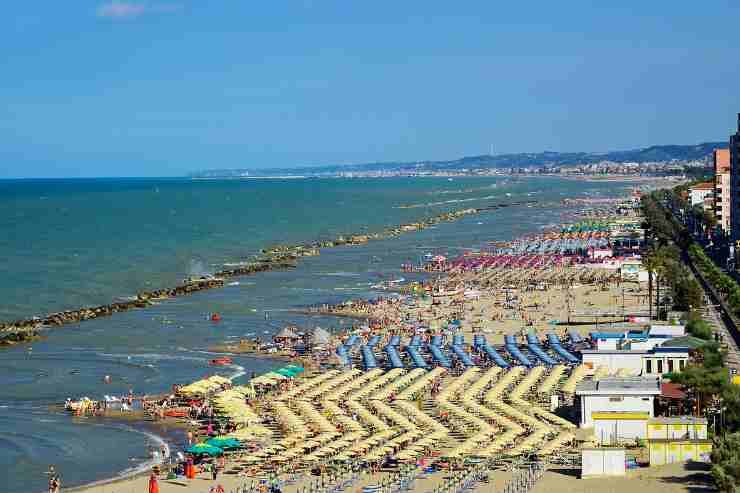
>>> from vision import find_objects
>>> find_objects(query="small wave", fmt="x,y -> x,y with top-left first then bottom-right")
75,426 -> 170,491
183,349 -> 232,357
323,272 -> 360,277
229,364 -> 246,381
395,194 -> 498,209
227,281 -> 241,286
97,352 -> 208,363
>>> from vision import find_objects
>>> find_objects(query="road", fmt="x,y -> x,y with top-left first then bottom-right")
699,301 -> 740,374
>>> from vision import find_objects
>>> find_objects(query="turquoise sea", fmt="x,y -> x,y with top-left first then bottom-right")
0,176 -> 634,492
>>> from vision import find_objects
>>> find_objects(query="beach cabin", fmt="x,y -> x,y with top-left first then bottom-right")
647,418 -> 711,465
647,417 -> 707,440
576,377 -> 661,443
648,439 -> 712,465
581,448 -> 626,477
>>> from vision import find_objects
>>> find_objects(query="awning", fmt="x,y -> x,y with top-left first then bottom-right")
661,382 -> 687,400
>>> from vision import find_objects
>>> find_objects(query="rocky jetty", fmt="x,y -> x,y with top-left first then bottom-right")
0,201 -> 538,346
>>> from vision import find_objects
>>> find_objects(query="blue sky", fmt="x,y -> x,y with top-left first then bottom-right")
1,1 -> 739,178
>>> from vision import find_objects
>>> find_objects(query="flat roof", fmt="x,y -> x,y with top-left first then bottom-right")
582,349 -> 648,354
576,377 -> 661,395
581,348 -> 689,355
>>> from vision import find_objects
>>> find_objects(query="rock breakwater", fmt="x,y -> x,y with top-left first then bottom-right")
0,201 -> 537,346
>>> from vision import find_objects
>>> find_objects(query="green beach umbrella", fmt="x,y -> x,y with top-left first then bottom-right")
206,437 -> 242,449
286,365 -> 304,373
276,368 -> 301,377
185,443 -> 224,456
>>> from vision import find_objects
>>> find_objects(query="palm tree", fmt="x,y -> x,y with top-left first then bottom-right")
642,249 -> 662,319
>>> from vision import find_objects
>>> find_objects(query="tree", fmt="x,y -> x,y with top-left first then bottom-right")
668,342 -> 728,417
685,317 -> 713,340
644,245 -> 681,319
643,250 -> 660,319
721,384 -> 740,433
669,366 -> 726,416
711,432 -> 740,493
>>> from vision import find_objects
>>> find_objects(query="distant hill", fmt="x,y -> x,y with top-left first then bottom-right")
191,141 -> 727,178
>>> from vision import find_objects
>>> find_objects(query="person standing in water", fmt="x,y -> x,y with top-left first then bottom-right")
47,465 -> 60,493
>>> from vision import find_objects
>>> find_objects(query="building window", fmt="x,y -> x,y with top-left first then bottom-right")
646,360 -> 652,373
668,360 -> 674,373
679,360 -> 685,371
609,397 -> 623,402
657,360 -> 664,373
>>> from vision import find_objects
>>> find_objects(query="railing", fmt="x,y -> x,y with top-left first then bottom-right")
428,464 -> 489,493
227,464 -> 418,493
501,462 -> 545,493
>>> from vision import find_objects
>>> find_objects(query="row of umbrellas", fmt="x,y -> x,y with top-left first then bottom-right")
250,365 -> 305,385
189,360 -> 587,466
178,375 -> 231,396
432,364 -> 580,458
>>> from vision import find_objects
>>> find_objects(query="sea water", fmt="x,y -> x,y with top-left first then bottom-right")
0,176 -> 633,492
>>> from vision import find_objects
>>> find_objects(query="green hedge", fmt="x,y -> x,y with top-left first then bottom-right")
689,244 -> 740,317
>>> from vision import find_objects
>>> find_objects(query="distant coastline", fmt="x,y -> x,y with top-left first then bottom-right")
190,140 -> 719,180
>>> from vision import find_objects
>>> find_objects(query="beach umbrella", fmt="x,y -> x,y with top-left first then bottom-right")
185,443 -> 224,456
286,365 -> 305,373
206,437 -> 242,449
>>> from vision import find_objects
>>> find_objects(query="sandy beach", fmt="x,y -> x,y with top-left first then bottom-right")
64,196 -> 708,493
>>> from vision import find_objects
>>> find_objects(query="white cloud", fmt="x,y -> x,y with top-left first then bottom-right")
97,2 -> 181,20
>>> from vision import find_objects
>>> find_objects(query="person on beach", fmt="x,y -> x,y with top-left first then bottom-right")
148,472 -> 159,493
211,461 -> 218,480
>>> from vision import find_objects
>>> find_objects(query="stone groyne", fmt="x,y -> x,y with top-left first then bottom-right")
0,201 -> 537,346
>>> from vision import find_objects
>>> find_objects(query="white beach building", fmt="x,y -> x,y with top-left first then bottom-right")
581,347 -> 689,377
576,377 -> 661,443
